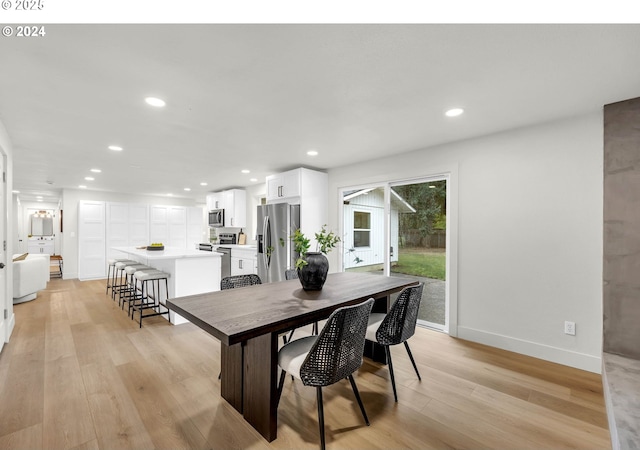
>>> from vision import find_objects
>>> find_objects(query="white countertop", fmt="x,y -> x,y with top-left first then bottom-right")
113,246 -> 223,260
212,244 -> 257,250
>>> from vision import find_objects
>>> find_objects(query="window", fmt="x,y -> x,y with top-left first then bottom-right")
353,211 -> 370,247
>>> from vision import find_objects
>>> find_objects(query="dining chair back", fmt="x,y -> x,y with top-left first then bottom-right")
220,274 -> 262,290
374,282 -> 423,345
365,282 -> 424,402
277,298 -> 374,450
284,269 -> 298,280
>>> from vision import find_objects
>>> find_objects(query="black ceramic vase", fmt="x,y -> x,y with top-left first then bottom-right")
297,252 -> 329,290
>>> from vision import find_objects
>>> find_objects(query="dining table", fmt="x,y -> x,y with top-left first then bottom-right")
166,271 -> 419,442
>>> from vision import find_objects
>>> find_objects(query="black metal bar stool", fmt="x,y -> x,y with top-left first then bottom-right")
131,270 -> 171,327
111,259 -> 138,300
120,263 -> 154,311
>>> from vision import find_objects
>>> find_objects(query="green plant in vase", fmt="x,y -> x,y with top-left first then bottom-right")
290,225 -> 340,290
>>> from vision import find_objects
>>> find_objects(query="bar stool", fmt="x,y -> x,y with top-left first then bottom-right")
127,268 -> 166,318
131,270 -> 171,328
111,259 -> 139,300
106,258 -> 131,295
120,263 -> 154,310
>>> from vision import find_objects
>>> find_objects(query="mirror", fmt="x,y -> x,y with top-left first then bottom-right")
31,213 -> 54,236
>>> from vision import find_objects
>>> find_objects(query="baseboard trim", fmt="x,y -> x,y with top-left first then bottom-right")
457,326 -> 602,373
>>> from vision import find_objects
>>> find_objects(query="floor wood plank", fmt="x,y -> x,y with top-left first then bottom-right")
0,278 -> 611,449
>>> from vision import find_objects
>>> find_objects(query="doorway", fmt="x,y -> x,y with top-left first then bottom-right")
341,175 -> 451,333
0,154 -> 6,352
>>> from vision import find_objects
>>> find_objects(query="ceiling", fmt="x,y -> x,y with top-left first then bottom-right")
2,24 -> 640,205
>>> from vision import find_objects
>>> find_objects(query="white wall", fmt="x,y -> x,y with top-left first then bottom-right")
328,112 -> 604,373
61,188 -> 203,279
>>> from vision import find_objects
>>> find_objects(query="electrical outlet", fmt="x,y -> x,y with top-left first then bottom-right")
564,321 -> 576,336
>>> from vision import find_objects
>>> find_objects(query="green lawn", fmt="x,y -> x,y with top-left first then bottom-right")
391,250 -> 446,280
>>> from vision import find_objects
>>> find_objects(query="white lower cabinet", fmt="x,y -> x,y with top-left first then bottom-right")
230,248 -> 257,276
27,240 -> 55,255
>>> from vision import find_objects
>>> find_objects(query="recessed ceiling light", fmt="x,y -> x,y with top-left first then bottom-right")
85,176 -> 94,181
250,178 -> 258,182
79,185 -> 87,189
12,190 -> 20,194
241,169 -> 250,174
91,168 -> 102,173
200,182 -> 208,186
36,196 -> 43,199
167,193 -> 173,196
445,108 -> 464,117
37,198 -> 43,202
145,97 -> 166,108
307,150 -> 319,156
108,145 -> 123,151
184,188 -> 191,191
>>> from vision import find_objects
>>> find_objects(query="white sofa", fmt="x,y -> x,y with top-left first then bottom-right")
13,253 -> 49,304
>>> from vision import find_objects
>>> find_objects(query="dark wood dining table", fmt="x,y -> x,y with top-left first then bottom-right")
166,271 -> 418,442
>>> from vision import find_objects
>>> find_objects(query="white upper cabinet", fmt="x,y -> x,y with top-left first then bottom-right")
223,189 -> 246,228
266,169 -> 302,202
206,188 -> 247,228
265,168 -> 329,244
207,192 -> 223,211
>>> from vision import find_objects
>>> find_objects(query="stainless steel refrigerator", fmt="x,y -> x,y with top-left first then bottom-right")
257,203 -> 300,283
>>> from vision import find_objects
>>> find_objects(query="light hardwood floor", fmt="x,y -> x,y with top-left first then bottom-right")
0,278 -> 610,449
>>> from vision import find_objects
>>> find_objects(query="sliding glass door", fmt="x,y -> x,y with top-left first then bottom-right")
390,178 -> 447,330
342,176 -> 449,332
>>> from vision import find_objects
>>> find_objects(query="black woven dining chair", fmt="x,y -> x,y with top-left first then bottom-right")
284,269 -> 298,280
277,298 -> 374,450
220,274 -> 262,290
365,282 -> 424,402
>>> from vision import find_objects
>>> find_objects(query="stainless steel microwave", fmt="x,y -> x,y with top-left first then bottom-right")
208,209 -> 224,227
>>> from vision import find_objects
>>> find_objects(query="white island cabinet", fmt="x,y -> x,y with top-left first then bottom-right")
112,247 -> 221,325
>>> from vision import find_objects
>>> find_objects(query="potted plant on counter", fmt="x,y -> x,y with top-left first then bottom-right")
291,225 -> 340,290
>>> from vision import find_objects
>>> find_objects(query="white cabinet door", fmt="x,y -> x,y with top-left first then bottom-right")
149,205 -> 169,244
231,256 -> 256,276
266,169 -> 301,202
129,204 -> 149,247
78,201 -> 106,280
27,240 -> 54,254
168,206 -> 187,248
207,192 -> 224,210
43,241 -> 55,255
106,203 -> 129,261
224,189 -> 246,228
186,206 -> 205,248
231,248 -> 257,275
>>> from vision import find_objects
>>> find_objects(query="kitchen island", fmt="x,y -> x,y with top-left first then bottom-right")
112,246 -> 222,325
